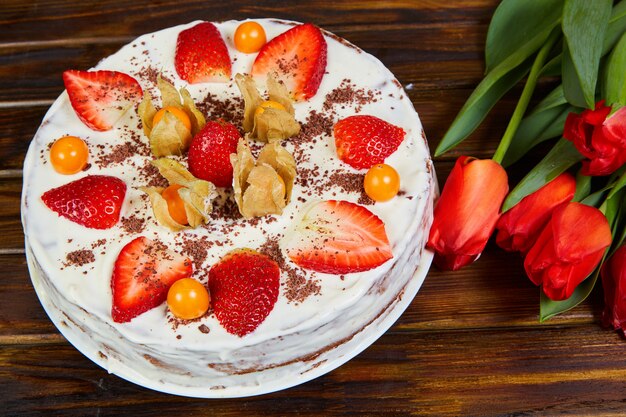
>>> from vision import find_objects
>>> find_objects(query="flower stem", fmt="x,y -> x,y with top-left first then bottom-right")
492,29 -> 561,164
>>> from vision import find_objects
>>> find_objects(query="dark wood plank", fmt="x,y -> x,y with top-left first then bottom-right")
0,0 -> 498,43
3,326 -> 625,416
0,178 -> 24,251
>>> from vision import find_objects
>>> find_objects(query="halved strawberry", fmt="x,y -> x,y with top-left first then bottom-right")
41,175 -> 126,229
251,23 -> 327,101
63,70 -> 143,131
334,115 -> 406,170
187,120 -> 241,187
111,237 -> 193,323
286,200 -> 393,274
208,249 -> 280,337
175,22 -> 232,83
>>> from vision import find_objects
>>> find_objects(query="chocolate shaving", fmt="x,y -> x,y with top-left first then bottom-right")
259,238 -> 320,304
65,250 -> 95,267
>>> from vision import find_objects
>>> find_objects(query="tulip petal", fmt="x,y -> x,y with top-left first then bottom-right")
602,106 -> 626,147
552,203 -> 611,261
428,156 -> 508,270
601,245 -> 626,330
496,173 -> 575,253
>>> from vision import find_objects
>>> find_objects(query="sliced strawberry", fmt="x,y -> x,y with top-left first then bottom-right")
41,175 -> 126,229
333,115 -> 406,170
175,22 -> 232,83
208,249 -> 280,337
63,70 -> 143,131
286,200 -> 393,274
251,23 -> 327,101
111,237 -> 193,323
188,120 -> 241,187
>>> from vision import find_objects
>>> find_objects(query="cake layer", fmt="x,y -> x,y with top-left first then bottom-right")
22,19 -> 434,396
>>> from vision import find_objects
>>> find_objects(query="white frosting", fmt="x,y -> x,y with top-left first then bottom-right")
21,19 -> 434,397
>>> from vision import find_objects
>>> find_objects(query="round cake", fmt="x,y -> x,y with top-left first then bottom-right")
21,19 -> 434,397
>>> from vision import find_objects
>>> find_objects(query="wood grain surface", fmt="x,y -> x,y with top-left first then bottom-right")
2,1 -> 623,416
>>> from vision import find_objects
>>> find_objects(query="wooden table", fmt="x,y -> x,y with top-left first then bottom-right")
3,1 -> 626,415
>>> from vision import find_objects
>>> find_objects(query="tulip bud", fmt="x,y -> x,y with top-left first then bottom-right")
524,202 -> 611,301
495,173 -> 576,253
427,156 -> 508,270
601,245 -> 626,332
563,101 -> 626,176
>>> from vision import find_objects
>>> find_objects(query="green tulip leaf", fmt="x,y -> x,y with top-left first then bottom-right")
562,0 -> 612,108
573,170 -> 591,202
607,168 -> 626,200
502,104 -> 571,167
502,139 -> 583,212
539,189 -> 623,322
562,42 -> 588,108
581,187 -> 611,207
604,0 -> 626,54
539,271 -> 599,322
434,59 -> 532,156
485,0 -> 564,73
541,53 -> 563,77
531,85 -> 567,114
603,32 -> 626,108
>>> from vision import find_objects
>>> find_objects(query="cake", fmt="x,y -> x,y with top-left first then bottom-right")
21,19 -> 435,397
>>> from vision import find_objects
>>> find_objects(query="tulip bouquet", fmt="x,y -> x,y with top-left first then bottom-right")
428,0 -> 626,328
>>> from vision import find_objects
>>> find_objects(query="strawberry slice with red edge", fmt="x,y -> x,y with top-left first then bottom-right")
111,237 -> 193,323
175,22 -> 232,84
333,115 -> 406,170
41,175 -> 126,229
63,70 -> 143,131
286,200 -> 393,274
251,23 -> 327,101
209,249 -> 280,337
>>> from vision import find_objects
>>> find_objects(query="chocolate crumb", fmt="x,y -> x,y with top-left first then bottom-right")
66,250 -> 95,267
181,238 -> 210,270
139,160 -> 169,188
121,215 -> 146,234
323,79 -> 376,113
198,324 -> 210,334
259,238 -> 320,303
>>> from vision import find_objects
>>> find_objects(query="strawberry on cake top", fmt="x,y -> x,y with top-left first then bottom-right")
22,19 -> 434,396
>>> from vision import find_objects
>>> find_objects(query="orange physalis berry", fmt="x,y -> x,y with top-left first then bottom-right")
234,21 -> 267,53
254,100 -> 286,117
50,135 -> 89,175
167,278 -> 210,320
363,164 -> 400,202
153,106 -> 192,132
162,184 -> 189,225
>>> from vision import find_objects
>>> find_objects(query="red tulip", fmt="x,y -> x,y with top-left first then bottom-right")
524,202 -> 611,301
495,173 -> 576,253
427,156 -> 508,270
601,245 -> 626,332
563,101 -> 626,176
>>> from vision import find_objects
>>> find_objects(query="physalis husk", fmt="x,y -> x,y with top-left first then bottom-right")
231,138 -> 296,218
137,75 -> 206,157
141,158 -> 216,231
235,73 -> 300,143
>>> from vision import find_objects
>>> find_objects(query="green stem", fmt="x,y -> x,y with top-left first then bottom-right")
492,29 -> 561,164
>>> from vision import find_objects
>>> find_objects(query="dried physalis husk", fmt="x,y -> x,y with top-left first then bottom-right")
235,73 -> 300,143
141,158 -> 216,231
137,75 -> 206,157
230,138 -> 297,218
257,141 -> 296,203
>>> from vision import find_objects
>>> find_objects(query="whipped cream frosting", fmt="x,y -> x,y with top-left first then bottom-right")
22,19 -> 434,397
